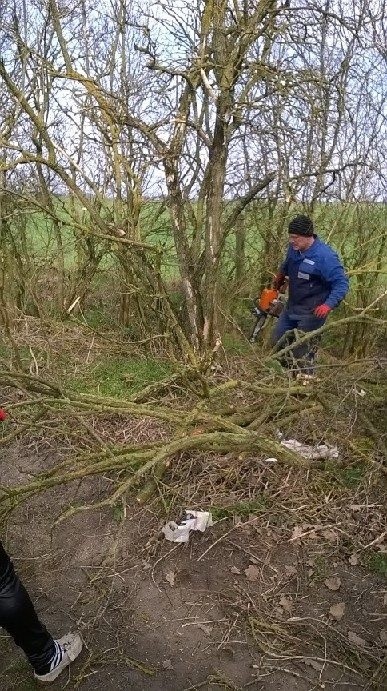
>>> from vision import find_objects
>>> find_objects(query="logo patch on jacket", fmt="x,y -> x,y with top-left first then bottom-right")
298,271 -> 310,279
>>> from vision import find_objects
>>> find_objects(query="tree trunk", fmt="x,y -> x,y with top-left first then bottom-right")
235,215 -> 246,283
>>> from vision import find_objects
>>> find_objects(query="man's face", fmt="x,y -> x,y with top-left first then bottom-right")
288,234 -> 313,252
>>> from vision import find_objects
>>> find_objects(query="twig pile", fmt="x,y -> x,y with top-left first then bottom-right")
0,356 -> 385,524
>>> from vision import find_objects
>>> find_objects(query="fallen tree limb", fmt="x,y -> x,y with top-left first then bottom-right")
0,358 -> 384,523
268,292 -> 387,365
0,427 -> 308,521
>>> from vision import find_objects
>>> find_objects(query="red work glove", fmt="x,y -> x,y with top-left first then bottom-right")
314,304 -> 331,318
0,408 -> 7,422
272,272 -> 286,290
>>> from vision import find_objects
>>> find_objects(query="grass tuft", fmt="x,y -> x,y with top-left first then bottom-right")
67,357 -> 174,398
211,497 -> 267,520
366,552 -> 387,578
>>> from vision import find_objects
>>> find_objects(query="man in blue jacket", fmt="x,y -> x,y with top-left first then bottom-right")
272,214 -> 349,375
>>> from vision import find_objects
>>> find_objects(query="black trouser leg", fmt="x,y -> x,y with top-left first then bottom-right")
0,541 -> 55,673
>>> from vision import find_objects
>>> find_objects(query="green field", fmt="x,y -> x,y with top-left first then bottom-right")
13,197 -> 387,277
3,196 -> 386,353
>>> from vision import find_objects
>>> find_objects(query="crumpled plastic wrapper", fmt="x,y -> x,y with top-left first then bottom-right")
280,437 -> 339,460
162,510 -> 214,543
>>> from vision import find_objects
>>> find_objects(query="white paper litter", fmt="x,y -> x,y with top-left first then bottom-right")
162,510 -> 214,543
280,438 -> 339,460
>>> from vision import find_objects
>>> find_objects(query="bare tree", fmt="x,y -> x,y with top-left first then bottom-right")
1,0 -> 386,358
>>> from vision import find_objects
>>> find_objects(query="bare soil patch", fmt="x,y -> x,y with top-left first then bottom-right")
1,441 -> 386,690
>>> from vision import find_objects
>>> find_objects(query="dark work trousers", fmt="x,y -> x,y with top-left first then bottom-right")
271,309 -> 326,374
0,540 -> 55,674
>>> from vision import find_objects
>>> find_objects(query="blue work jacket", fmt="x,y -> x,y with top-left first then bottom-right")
281,237 -> 349,315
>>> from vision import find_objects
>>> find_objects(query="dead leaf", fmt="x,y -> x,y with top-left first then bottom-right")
284,565 -> 297,577
290,525 -> 304,541
348,631 -> 366,647
197,623 -> 213,635
165,571 -> 175,587
380,630 -> 387,645
322,529 -> 337,542
162,659 -> 174,670
324,576 -> 341,591
279,595 -> 293,613
244,564 -> 260,582
304,659 -> 324,672
349,554 -> 359,566
329,602 -> 346,621
230,566 -> 241,575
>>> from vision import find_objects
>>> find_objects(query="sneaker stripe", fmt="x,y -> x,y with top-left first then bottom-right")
49,641 -> 64,671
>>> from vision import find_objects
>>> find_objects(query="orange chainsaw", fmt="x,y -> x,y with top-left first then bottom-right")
249,287 -> 285,342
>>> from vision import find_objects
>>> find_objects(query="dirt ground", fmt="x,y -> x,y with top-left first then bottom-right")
1,434 -> 387,691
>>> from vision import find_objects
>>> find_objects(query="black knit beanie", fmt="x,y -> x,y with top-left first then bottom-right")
288,215 -> 314,236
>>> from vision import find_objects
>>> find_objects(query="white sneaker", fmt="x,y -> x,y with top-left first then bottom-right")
34,633 -> 83,683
